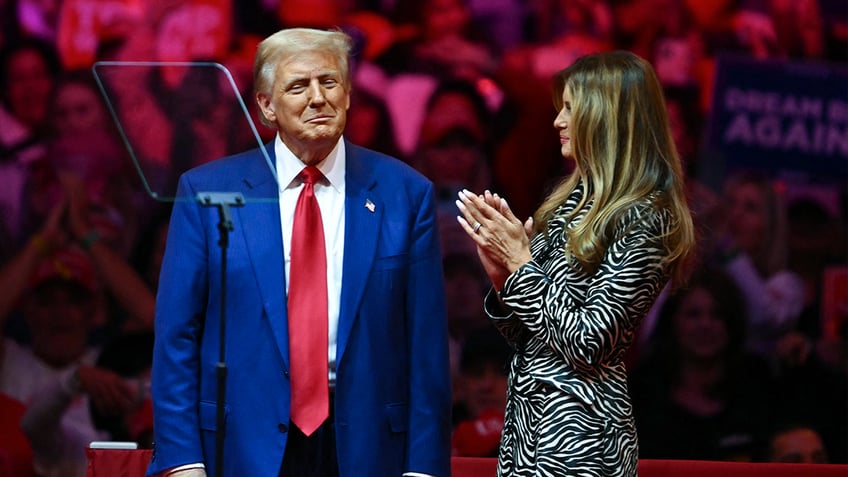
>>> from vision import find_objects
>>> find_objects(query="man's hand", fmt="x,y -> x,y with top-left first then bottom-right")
77,365 -> 136,416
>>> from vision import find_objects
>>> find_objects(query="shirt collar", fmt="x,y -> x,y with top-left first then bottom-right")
275,134 -> 345,193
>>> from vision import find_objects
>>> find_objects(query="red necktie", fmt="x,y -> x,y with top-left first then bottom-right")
288,165 -> 329,436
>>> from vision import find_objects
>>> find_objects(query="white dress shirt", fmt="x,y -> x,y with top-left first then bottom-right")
275,133 -> 346,385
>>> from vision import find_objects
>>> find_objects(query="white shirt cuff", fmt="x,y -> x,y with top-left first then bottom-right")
165,463 -> 206,475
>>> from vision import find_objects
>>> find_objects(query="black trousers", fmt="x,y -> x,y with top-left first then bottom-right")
278,396 -> 338,477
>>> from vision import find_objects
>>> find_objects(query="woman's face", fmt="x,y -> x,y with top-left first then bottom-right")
674,287 -> 728,362
553,87 -> 574,159
725,182 -> 768,255
53,82 -> 110,137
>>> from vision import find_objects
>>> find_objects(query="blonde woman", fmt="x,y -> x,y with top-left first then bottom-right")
716,170 -> 804,357
456,50 -> 695,476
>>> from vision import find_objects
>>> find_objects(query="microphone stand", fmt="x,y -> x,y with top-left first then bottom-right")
196,192 -> 244,477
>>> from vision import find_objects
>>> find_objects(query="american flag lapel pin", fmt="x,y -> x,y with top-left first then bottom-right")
365,198 -> 376,213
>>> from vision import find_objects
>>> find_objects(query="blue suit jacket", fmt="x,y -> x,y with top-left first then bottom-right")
147,141 -> 452,477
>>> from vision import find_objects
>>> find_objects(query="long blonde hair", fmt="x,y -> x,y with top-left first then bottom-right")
722,170 -> 789,277
535,51 -> 695,287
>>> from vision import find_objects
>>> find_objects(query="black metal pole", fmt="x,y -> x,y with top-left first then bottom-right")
197,192 -> 244,477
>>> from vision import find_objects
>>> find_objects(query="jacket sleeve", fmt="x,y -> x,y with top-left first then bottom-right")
147,174 -> 209,475
404,181 -> 452,477
498,207 -> 672,374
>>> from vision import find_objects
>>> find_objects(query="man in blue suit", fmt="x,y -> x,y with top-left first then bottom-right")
147,28 -> 452,477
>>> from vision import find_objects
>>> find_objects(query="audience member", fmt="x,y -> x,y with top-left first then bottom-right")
648,1 -> 705,89
443,252 -> 491,336
50,70 -> 114,138
442,252 -> 491,382
527,0 -> 612,47
47,71 -> 148,258
451,325 -> 510,457
765,422 -> 829,463
13,68 -> 143,261
346,88 -> 401,159
0,38 -> 61,256
767,0 -> 826,59
146,64 -> 256,194
1,174 -> 155,343
0,159 -> 155,477
0,247 -> 131,477
772,315 -> 848,463
378,0 -> 497,82
88,330 -> 154,449
630,267 -> 776,462
412,80 -> 494,191
786,196 -> 847,341
411,79 -> 498,256
712,171 -> 805,359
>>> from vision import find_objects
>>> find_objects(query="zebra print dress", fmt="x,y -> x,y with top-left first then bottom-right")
485,181 -> 673,476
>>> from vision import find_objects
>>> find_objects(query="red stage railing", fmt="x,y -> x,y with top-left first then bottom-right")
85,449 -> 848,477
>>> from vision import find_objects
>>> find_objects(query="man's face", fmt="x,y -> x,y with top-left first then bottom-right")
257,50 -> 350,163
770,428 -> 828,463
7,48 -> 53,129
460,361 -> 508,418
24,282 -> 94,368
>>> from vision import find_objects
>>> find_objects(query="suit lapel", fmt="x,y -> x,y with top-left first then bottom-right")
336,143 -> 380,367
234,142 -> 383,372
236,142 -> 292,370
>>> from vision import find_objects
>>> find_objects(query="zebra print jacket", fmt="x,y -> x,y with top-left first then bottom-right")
485,180 -> 673,474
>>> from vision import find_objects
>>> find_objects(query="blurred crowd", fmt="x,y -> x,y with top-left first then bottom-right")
0,0 -> 846,476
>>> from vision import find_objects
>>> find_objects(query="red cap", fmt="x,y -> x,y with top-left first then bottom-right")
29,247 -> 98,293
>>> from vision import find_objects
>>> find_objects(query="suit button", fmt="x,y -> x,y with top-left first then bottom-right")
278,423 -> 288,433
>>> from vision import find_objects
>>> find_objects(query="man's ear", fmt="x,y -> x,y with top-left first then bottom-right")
256,92 -> 275,122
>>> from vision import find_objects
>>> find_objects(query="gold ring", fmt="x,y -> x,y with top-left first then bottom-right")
472,222 -> 482,233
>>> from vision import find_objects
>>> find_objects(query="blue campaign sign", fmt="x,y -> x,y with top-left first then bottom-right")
704,55 -> 848,184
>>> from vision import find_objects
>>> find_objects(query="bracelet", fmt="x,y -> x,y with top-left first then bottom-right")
79,230 -> 100,251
